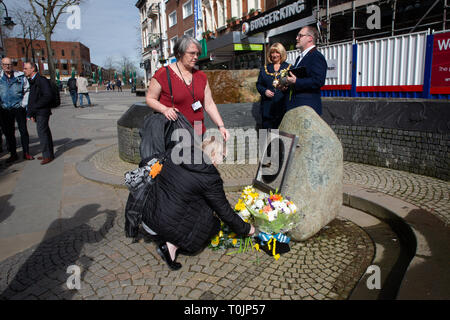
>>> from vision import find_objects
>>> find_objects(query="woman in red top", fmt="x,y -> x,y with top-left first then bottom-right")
146,36 -> 229,140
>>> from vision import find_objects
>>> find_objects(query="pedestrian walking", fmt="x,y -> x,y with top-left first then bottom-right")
116,78 -> 122,92
67,75 -> 78,107
23,62 -> 55,165
76,73 -> 92,107
0,57 -> 34,163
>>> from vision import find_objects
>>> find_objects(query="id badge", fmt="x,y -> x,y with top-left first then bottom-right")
192,101 -> 202,111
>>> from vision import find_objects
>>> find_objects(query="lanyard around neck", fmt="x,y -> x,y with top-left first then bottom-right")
176,62 -> 195,102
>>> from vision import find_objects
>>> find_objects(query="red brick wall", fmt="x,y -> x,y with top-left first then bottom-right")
166,0 -> 195,55
4,38 -> 90,77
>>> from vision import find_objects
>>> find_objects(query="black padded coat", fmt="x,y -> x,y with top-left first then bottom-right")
141,150 -> 251,254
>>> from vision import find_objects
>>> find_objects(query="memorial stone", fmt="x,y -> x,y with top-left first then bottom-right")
279,106 -> 344,241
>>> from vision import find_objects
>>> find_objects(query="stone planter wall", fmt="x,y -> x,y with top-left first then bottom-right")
322,99 -> 450,181
204,69 -> 260,104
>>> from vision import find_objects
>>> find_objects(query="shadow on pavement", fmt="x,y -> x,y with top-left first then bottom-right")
0,194 -> 14,224
0,204 -> 115,300
53,138 -> 91,158
398,209 -> 450,299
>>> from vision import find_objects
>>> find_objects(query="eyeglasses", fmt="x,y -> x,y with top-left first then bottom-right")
2,64 -> 12,67
185,51 -> 200,57
296,33 -> 311,39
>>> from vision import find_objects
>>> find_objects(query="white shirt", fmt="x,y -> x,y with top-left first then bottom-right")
295,45 -> 316,67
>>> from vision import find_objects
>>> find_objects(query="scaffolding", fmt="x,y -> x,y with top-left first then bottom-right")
315,0 -> 449,45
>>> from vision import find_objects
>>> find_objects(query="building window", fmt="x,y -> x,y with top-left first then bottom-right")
41,49 -> 45,56
143,27 -> 148,48
183,0 -> 193,19
231,0 -> 242,19
22,47 -> 25,54
170,36 -> 178,55
71,50 -> 75,57
62,49 -> 65,56
184,28 -> 194,37
169,11 -> 177,28
247,0 -> 260,12
217,0 -> 226,28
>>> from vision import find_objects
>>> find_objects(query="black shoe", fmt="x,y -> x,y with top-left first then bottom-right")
156,244 -> 182,271
5,154 -> 18,164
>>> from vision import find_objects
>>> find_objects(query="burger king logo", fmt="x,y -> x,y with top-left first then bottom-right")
242,22 -> 249,35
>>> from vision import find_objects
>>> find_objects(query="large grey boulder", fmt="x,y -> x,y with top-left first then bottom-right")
279,106 -> 343,241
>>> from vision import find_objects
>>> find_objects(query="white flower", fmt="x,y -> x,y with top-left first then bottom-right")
288,203 -> 297,213
240,209 -> 251,219
267,210 -> 278,222
254,199 -> 264,209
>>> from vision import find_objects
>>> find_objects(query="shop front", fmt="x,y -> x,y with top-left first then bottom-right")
242,0 -> 315,61
199,31 -> 265,70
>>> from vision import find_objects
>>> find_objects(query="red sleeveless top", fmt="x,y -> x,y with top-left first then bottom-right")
153,66 -> 208,134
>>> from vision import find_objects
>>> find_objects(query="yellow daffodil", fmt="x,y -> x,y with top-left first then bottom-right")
234,199 -> 246,211
211,236 -> 220,246
219,230 -> 224,238
232,238 -> 238,245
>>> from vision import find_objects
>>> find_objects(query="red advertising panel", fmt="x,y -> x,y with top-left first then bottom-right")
431,31 -> 450,94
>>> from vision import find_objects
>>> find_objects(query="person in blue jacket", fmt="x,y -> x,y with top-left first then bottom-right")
256,43 -> 292,129
285,25 -> 327,116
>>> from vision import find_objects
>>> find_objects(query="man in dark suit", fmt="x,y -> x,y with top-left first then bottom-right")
285,25 -> 327,116
23,62 -> 55,165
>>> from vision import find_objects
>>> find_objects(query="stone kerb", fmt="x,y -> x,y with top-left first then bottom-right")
279,106 -> 344,241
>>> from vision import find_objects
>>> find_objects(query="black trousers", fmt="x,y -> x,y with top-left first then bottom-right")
36,115 -> 54,159
0,107 -> 30,155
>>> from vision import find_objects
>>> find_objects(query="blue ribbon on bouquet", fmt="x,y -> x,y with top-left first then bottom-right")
258,232 -> 290,244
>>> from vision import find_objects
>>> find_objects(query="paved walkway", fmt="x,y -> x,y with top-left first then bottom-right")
0,92 -> 448,300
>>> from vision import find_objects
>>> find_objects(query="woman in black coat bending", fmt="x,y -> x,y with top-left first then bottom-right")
141,137 -> 255,270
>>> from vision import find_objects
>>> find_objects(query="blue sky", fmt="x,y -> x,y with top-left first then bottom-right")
6,0 -> 142,71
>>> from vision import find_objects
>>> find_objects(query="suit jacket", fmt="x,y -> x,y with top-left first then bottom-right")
286,48 -> 327,115
27,73 -> 52,118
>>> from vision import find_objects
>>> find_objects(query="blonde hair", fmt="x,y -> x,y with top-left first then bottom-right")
202,136 -> 226,164
267,43 -> 287,64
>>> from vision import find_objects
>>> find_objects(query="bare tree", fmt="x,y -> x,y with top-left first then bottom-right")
114,55 -> 138,82
12,8 -> 42,63
28,0 -> 83,82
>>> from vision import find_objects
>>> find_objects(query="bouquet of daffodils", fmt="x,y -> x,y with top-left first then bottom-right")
209,222 -> 241,251
235,185 -> 303,235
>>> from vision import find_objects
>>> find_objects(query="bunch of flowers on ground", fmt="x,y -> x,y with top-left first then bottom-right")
209,185 -> 304,261
237,185 -> 302,235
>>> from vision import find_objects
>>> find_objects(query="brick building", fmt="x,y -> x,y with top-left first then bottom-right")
4,38 -> 92,80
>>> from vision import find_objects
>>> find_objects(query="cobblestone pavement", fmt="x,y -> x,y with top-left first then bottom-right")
0,188 -> 373,300
343,162 -> 450,226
